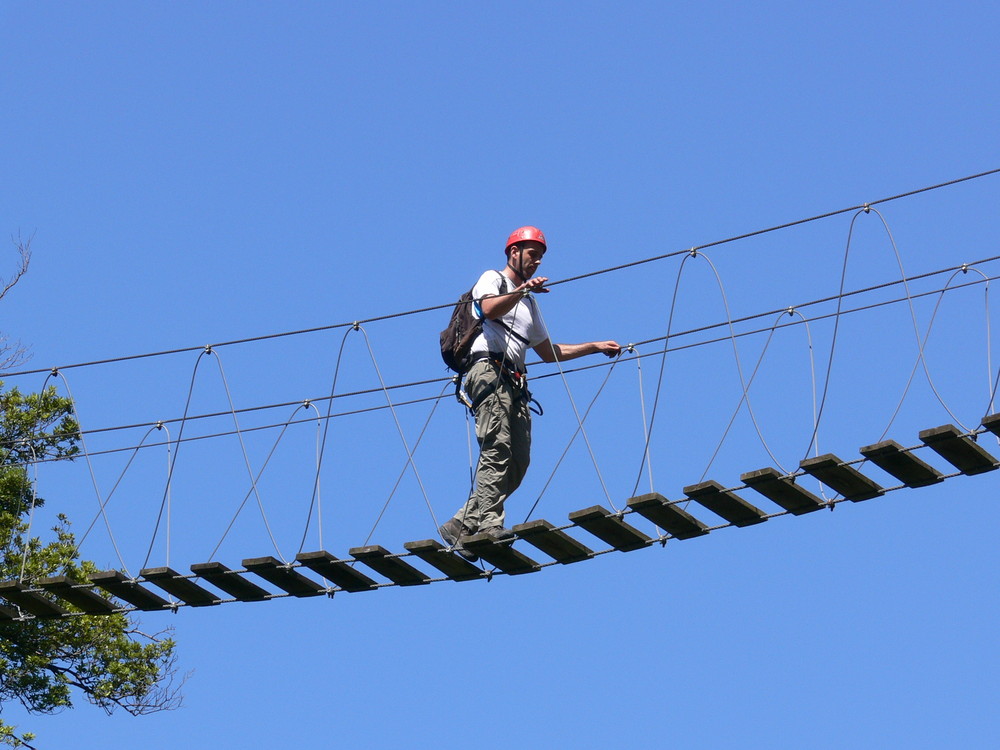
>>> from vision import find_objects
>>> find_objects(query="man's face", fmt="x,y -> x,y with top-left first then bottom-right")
511,241 -> 546,278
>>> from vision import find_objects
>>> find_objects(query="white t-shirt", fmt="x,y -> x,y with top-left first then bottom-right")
469,270 -> 548,371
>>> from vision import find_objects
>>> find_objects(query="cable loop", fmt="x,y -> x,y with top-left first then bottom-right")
526,303 -> 618,514
349,324 -> 440,544
42,370 -> 133,574
209,401 -> 320,560
360,381 -> 451,547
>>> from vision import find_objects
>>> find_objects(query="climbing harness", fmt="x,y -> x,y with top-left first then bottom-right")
462,353 -> 543,416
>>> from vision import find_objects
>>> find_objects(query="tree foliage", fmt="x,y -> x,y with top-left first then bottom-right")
0,384 -> 179,748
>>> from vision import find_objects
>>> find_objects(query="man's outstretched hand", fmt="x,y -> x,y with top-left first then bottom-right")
595,340 -> 622,358
521,276 -> 550,294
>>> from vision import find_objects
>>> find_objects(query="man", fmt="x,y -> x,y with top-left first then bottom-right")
439,226 -> 621,560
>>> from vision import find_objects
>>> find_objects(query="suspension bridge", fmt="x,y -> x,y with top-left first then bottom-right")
1,414 -> 998,621
2,169 -> 999,622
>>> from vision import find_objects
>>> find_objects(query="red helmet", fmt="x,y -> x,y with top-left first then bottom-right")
505,226 -> 547,252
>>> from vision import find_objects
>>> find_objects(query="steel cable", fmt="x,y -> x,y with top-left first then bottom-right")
3,169 -> 996,381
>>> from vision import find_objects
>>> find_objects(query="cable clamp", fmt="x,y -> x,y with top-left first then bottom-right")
626,343 -> 636,354
352,321 -> 360,331
961,263 -> 969,274
50,367 -> 59,377
863,203 -> 872,214
155,421 -> 164,430
204,345 -> 213,354
786,306 -> 795,317
689,247 -> 698,258
302,399 -> 312,409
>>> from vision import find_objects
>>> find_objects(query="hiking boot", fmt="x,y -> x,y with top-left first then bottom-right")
438,518 -> 478,562
438,517 -> 467,546
479,525 -> 515,543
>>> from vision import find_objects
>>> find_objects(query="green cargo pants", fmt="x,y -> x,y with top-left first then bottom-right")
451,359 -> 531,532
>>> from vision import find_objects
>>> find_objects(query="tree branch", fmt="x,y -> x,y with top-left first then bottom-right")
0,235 -> 30,302
0,235 -> 32,371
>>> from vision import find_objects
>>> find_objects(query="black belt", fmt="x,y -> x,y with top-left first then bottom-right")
470,352 -> 525,376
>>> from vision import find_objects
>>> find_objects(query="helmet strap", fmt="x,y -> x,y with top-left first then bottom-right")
506,246 -> 527,284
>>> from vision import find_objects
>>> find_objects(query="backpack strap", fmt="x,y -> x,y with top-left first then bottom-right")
484,271 -> 531,345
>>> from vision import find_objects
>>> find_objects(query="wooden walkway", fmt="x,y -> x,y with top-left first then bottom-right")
3,417 -> 999,621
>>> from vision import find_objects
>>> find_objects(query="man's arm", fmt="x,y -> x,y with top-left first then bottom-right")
480,275 -> 550,320
533,338 -> 621,363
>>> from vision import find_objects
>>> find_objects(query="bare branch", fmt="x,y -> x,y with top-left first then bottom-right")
122,656 -> 187,716
0,334 -> 29,372
0,234 -> 31,302
125,625 -> 175,642
0,233 -> 33,371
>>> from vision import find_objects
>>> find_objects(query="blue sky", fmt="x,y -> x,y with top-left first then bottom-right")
2,2 -> 999,748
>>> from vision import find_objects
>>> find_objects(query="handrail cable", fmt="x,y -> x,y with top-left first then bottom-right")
3,169 -> 996,381
12,270 -> 999,468
3,254 -> 997,456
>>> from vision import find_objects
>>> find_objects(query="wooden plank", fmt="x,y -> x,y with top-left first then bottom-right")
141,567 -> 220,607
513,520 -> 595,563
799,454 -> 884,501
981,413 -> 1000,437
349,545 -> 431,586
402,540 -> 483,581
296,551 -> 380,592
0,604 -> 17,621
463,534 -> 541,575
242,557 -> 326,598
89,571 -> 170,611
740,468 -> 826,515
0,580 -> 68,618
189,562 -> 270,602
859,440 -> 944,488
683,480 -> 767,527
626,493 -> 710,539
568,505 -> 653,552
919,424 -> 1000,476
37,575 -> 119,614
